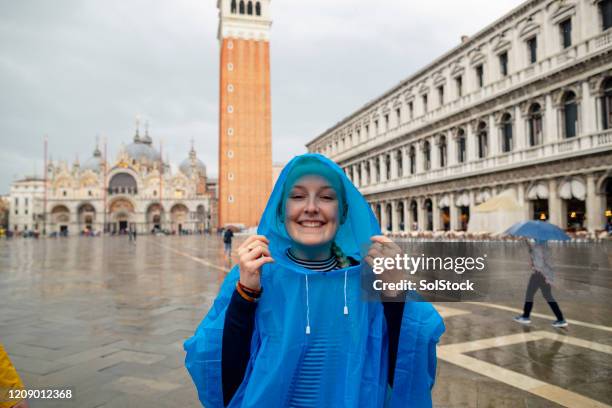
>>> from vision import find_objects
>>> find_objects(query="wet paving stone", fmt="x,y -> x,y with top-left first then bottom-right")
1,236 -> 611,407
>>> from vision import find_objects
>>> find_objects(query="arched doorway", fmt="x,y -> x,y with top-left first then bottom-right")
170,203 -> 189,234
397,201 -> 405,231
410,200 -> 418,230
424,199 -> 433,231
527,182 -> 549,220
559,178 -> 586,230
196,204 -> 206,233
109,198 -> 135,234
51,205 -> 70,236
146,203 -> 164,233
77,203 -> 96,233
604,177 -> 612,224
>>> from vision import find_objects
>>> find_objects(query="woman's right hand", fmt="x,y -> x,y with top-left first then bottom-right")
237,235 -> 274,291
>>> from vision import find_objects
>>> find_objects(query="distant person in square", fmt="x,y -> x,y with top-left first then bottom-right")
223,228 -> 234,257
185,154 -> 444,407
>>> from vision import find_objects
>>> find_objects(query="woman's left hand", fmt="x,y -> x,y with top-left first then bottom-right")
365,235 -> 406,298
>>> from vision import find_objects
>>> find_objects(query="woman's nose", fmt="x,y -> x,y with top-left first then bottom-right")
304,196 -> 319,213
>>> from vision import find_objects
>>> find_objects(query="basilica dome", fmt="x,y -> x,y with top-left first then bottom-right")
179,145 -> 206,177
125,132 -> 161,163
82,146 -> 104,172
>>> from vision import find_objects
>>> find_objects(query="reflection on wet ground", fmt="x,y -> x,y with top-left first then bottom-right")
0,236 -> 610,407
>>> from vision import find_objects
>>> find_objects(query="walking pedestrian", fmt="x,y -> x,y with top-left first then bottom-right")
514,239 -> 568,328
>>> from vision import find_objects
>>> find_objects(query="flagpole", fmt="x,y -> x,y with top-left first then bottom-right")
43,134 -> 48,236
103,136 -> 108,234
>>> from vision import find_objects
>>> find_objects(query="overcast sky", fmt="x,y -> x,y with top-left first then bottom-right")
0,0 -> 525,194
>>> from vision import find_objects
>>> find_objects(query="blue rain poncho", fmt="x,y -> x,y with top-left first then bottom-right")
184,153 -> 445,407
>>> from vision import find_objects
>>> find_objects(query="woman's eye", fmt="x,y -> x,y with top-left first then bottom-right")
321,195 -> 336,201
290,194 -> 305,199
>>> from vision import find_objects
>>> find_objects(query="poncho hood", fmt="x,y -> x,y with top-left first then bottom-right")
257,153 -> 381,274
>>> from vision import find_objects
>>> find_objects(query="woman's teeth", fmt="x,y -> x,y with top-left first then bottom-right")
300,221 -> 323,227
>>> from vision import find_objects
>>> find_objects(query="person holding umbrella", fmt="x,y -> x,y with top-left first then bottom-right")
504,221 -> 569,328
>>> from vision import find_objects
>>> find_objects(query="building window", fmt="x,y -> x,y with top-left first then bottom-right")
601,0 -> 612,31
255,1 -> 261,16
527,37 -> 537,64
25,198 -> 28,206
501,113 -> 513,153
385,154 -> 391,179
384,114 -> 389,131
365,125 -> 369,138
239,0 -> 245,14
477,121 -> 488,158
438,85 -> 444,106
231,0 -> 237,13
528,103 -> 543,146
374,120 -> 379,135
395,108 -> 401,126
602,77 -> 612,129
375,158 -> 381,182
422,94 -> 428,113
15,209 -> 18,215
409,146 -> 416,174
560,19 -> 572,49
423,141 -> 431,170
456,76 -> 463,97
408,101 -> 414,119
562,91 -> 578,138
396,150 -> 403,176
457,129 -> 466,163
14,197 -> 18,206
499,52 -> 508,77
475,65 -> 484,88
247,1 -> 253,15
63,190 -> 67,197
439,136 -> 447,167
25,209 -> 28,215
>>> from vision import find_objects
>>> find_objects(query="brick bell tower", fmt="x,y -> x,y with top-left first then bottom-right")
217,0 -> 272,228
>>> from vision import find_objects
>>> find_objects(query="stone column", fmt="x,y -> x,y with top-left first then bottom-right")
380,154 -> 388,183
449,192 -> 460,231
380,201 -> 388,233
360,161 -> 368,186
447,131 -> 457,166
581,81 -> 596,135
391,200 -> 399,233
514,105 -> 526,150
466,122 -> 476,162
390,152 -> 399,180
370,158 -> 378,185
403,198 -> 410,232
544,93 -> 557,143
431,136 -> 439,170
488,114 -> 499,156
517,182 -> 530,220
401,147 -> 409,177
586,173 -> 603,232
417,197 -> 426,231
548,178 -> 563,228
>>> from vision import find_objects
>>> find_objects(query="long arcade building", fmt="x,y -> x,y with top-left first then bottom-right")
307,0 -> 612,233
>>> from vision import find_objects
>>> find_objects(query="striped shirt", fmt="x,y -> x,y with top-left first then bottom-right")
286,249 -> 339,272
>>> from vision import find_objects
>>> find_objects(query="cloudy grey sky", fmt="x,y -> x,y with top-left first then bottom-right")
0,0 -> 525,194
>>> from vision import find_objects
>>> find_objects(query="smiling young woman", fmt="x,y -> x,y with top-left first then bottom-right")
184,154 -> 445,408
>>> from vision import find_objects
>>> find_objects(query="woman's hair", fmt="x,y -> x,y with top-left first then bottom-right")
331,241 -> 350,268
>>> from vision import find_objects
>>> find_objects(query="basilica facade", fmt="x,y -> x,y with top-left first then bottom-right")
308,0 -> 612,234
9,125 -> 217,235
